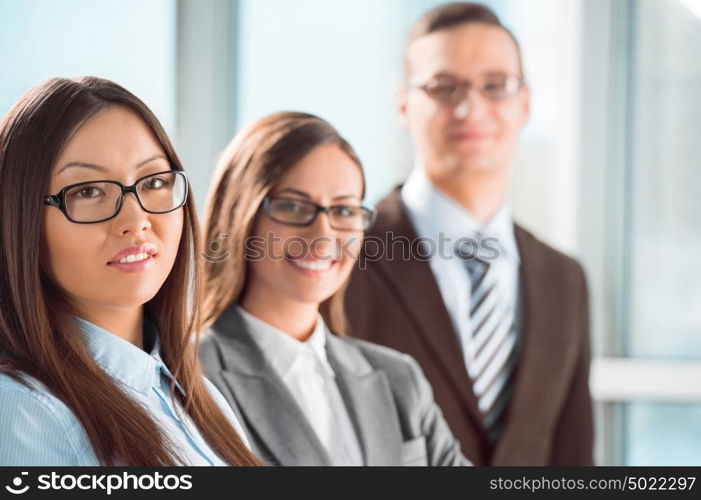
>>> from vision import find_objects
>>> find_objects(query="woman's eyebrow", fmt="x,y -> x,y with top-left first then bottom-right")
276,187 -> 311,199
57,154 -> 168,175
136,154 -> 168,168
275,189 -> 360,202
333,194 -> 359,201
57,162 -> 108,175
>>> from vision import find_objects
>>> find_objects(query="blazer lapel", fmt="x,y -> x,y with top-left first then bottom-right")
325,334 -> 403,465
369,188 -> 486,432
212,306 -> 332,466
492,226 -> 581,464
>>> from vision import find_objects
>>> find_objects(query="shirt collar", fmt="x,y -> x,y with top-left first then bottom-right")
401,166 -> 520,262
75,316 -> 185,396
237,306 -> 334,377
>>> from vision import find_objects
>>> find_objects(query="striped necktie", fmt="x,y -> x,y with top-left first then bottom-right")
464,250 -> 519,443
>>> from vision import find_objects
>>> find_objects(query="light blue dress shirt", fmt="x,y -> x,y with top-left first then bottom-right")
0,317 -> 250,466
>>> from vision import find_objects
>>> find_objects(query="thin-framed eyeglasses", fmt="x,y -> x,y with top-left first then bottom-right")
410,73 -> 525,106
262,196 -> 376,231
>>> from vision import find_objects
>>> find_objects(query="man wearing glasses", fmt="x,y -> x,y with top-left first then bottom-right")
342,2 -> 593,465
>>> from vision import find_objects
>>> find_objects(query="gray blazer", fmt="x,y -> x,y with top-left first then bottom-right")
199,305 -> 470,466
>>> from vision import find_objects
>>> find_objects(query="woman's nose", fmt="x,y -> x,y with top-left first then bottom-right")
112,193 -> 151,236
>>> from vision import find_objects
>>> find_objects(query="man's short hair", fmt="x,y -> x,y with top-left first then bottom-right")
404,2 -> 524,80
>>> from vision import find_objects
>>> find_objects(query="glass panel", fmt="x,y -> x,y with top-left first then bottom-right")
625,402 -> 701,465
0,0 -> 176,134
626,0 -> 701,359
617,0 -> 701,467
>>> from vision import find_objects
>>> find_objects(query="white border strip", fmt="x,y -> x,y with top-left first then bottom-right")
591,358 -> 701,402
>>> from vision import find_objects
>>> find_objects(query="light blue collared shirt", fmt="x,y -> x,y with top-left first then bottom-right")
0,317 -> 249,466
400,167 -> 522,372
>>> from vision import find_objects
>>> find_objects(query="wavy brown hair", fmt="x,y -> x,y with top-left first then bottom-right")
0,77 -> 259,466
202,111 -> 366,333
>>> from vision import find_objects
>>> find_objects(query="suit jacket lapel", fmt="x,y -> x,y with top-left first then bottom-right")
325,334 -> 402,465
369,188 -> 486,432
492,226 -> 580,464
212,306 -> 332,466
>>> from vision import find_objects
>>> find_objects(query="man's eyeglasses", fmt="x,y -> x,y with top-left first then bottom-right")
44,170 -> 188,224
411,73 -> 524,106
262,196 -> 376,231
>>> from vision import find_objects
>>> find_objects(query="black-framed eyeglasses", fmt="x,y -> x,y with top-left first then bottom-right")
411,73 -> 524,106
262,196 -> 376,231
44,170 -> 188,224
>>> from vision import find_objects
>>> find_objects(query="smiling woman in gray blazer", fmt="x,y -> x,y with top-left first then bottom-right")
198,112 -> 470,466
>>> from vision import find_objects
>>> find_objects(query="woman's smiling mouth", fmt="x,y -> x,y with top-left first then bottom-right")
107,243 -> 158,273
286,256 -> 337,276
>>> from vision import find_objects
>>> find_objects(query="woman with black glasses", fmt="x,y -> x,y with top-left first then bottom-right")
198,111 -> 469,466
0,77 -> 259,466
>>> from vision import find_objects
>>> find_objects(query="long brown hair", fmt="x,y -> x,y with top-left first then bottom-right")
202,111 -> 366,333
0,77 -> 259,466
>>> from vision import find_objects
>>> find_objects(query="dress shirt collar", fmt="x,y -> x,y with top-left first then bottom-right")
75,316 -> 185,396
236,305 -> 334,378
401,166 -> 520,262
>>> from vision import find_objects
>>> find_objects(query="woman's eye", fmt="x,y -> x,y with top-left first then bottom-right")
143,177 -> 169,189
334,206 -> 359,218
72,186 -> 105,199
278,201 -> 304,212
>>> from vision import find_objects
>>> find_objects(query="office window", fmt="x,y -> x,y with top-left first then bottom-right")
620,0 -> 701,465
626,0 -> 701,360
585,0 -> 701,466
625,402 -> 701,465
236,0 -> 407,205
0,0 -> 176,134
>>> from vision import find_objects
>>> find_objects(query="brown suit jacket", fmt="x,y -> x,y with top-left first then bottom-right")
341,187 -> 594,465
